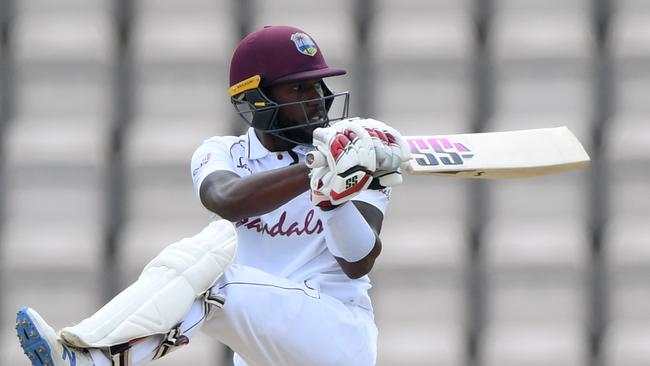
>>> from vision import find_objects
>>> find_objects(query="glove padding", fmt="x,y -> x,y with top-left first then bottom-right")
350,117 -> 411,189
310,121 -> 376,207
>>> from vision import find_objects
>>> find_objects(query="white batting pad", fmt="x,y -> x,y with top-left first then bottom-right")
59,220 -> 237,348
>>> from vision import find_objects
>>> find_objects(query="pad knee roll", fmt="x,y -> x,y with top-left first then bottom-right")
60,220 -> 237,348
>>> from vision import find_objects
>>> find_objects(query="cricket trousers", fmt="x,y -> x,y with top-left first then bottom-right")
90,264 -> 378,366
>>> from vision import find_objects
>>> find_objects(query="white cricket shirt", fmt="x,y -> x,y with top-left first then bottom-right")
190,128 -> 391,309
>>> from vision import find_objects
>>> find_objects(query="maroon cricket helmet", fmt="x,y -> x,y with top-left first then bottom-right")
229,25 -> 346,91
228,25 -> 350,145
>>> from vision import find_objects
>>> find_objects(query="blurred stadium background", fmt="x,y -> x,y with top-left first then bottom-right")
0,0 -> 648,365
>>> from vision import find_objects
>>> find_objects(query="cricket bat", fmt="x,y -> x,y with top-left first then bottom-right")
307,127 -> 590,179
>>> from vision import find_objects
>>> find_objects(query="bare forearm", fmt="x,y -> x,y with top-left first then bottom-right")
201,164 -> 310,221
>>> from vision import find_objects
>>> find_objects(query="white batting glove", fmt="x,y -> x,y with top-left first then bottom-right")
309,121 -> 376,207
309,167 -> 336,207
349,117 -> 411,189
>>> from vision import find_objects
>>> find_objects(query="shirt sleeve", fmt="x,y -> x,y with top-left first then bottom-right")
190,137 -> 239,197
352,187 -> 392,215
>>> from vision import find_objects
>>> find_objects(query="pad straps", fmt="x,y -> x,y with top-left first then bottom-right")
151,324 -> 185,360
109,289 -> 226,365
109,342 -> 132,366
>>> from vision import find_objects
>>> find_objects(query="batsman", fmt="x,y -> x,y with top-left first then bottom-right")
15,25 -> 411,366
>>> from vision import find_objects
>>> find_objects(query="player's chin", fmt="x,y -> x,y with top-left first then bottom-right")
288,123 -> 319,144
302,121 -> 328,141
288,129 -> 314,145
278,118 -> 323,145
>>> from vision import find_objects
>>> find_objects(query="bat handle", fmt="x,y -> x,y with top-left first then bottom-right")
305,151 -> 327,169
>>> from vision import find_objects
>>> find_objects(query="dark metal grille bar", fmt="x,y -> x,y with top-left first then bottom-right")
466,1 -> 494,365
221,3 -> 256,362
230,0 -> 254,137
0,0 -> 14,328
588,0 -> 613,365
103,0 -> 134,302
353,0 -> 376,117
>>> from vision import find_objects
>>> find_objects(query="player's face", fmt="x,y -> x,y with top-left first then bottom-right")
266,79 -> 328,144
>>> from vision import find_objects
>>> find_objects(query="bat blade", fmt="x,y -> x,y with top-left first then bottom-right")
404,127 -> 590,179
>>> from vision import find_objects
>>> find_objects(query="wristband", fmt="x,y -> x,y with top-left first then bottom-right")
322,202 -> 376,262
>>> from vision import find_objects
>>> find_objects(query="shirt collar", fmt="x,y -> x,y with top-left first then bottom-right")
246,127 -> 316,160
246,128 -> 270,160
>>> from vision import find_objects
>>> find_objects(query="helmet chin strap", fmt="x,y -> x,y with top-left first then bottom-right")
268,120 -> 328,147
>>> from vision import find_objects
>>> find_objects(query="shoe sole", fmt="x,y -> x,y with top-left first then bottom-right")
16,307 -> 55,366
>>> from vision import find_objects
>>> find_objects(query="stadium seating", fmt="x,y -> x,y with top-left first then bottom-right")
483,0 -> 592,364
120,0 -> 235,364
372,1 -> 471,364
1,0 -> 110,365
1,0 -> 649,365
605,0 -> 650,362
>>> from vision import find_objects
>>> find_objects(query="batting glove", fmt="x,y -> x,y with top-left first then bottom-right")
350,117 -> 411,189
309,121 -> 376,207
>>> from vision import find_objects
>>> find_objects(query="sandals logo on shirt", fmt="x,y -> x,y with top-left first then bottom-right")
291,33 -> 318,56
237,209 -> 323,237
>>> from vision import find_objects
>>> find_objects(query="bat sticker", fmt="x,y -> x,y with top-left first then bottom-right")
407,137 -> 475,167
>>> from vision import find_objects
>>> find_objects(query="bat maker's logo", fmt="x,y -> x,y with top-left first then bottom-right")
407,137 -> 475,167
